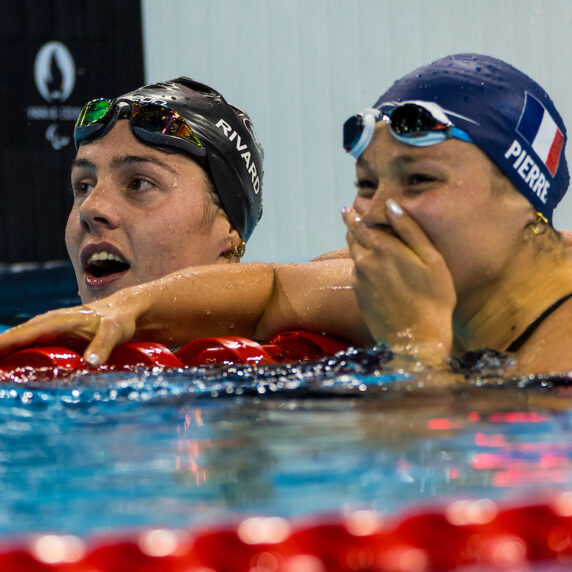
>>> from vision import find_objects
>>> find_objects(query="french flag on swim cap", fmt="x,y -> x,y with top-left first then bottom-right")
517,92 -> 564,176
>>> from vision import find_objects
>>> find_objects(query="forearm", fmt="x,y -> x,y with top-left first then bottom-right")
133,258 -> 372,347
121,262 -> 278,347
0,258 -> 371,365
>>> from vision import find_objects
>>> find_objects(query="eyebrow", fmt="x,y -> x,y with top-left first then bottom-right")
111,155 -> 178,174
71,157 -> 95,172
356,153 -> 430,174
356,156 -> 377,177
71,155 -> 178,175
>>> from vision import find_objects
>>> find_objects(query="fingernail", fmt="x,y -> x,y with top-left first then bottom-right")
86,352 -> 101,367
342,207 -> 361,223
387,199 -> 404,217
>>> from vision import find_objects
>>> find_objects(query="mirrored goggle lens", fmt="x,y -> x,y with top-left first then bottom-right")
343,114 -> 364,152
131,103 -> 203,148
389,104 -> 448,138
75,98 -> 114,127
343,102 -> 474,158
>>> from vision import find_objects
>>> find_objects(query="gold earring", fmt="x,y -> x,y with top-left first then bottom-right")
226,239 -> 246,259
233,239 -> 246,258
528,212 -> 548,235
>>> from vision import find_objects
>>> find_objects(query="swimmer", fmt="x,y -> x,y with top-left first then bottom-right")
0,75 -> 366,365
2,55 -> 572,375
67,77 -> 263,303
342,53 -> 572,373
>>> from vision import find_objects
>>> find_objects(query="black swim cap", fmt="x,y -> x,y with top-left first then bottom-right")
118,77 -> 264,241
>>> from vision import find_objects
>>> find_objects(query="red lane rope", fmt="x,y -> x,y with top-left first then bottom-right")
1,496 -> 572,570
0,330 -> 351,377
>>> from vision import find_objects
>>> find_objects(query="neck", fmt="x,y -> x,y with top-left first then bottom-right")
452,246 -> 572,354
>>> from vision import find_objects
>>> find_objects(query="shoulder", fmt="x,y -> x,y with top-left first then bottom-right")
311,247 -> 350,261
563,230 -> 572,256
515,296 -> 572,374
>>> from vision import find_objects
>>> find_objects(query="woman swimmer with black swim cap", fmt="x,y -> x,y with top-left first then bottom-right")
3,55 -> 572,375
68,77 -> 263,303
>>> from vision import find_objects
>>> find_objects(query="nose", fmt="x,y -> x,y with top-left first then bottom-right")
78,183 -> 121,233
360,182 -> 396,228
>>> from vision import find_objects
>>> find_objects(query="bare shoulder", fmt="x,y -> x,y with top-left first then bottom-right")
311,247 -> 350,261
515,298 -> 572,374
562,230 -> 572,256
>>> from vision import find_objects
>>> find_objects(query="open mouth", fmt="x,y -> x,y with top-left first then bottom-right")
85,251 -> 130,278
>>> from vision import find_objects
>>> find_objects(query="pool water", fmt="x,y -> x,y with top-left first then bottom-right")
1,347 -> 572,542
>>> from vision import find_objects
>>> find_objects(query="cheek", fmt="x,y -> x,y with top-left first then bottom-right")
413,210 -> 448,243
404,199 -> 466,265
136,209 -> 213,269
64,209 -> 81,259
410,202 -> 485,286
139,218 -> 188,255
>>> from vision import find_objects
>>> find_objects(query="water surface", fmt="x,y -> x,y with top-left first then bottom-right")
0,347 -> 571,539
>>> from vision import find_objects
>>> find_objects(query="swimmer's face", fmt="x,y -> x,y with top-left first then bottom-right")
351,122 -> 535,299
67,121 -> 239,303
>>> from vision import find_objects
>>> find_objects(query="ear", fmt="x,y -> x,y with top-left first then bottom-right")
527,212 -> 549,235
219,226 -> 244,263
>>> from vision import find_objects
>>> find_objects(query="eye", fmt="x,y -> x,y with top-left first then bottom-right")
406,173 -> 435,186
128,177 -> 155,193
354,178 -> 377,198
71,180 -> 93,198
404,173 -> 437,191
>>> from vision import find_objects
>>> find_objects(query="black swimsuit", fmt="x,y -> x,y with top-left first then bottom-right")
505,292 -> 572,353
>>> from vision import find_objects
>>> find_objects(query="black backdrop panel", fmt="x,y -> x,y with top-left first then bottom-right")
0,0 -> 144,263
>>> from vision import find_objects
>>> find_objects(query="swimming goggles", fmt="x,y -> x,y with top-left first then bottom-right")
343,100 -> 473,159
74,98 -> 206,158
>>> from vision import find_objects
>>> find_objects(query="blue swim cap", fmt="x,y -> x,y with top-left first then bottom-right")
373,54 -> 568,225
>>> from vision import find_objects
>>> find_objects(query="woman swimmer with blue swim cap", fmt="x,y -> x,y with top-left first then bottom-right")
2,54 -> 572,375
342,53 -> 572,372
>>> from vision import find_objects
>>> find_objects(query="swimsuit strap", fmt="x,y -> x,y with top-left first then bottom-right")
506,292 -> 572,353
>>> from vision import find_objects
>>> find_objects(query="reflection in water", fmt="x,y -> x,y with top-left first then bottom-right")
0,347 -> 570,539
175,405 -> 276,507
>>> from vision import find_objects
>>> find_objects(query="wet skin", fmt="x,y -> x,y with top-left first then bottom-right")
67,121 -> 238,303
344,122 -> 539,356
350,123 -> 534,302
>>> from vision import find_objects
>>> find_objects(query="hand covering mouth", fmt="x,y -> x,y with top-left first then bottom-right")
83,250 -> 130,278
368,221 -> 398,237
